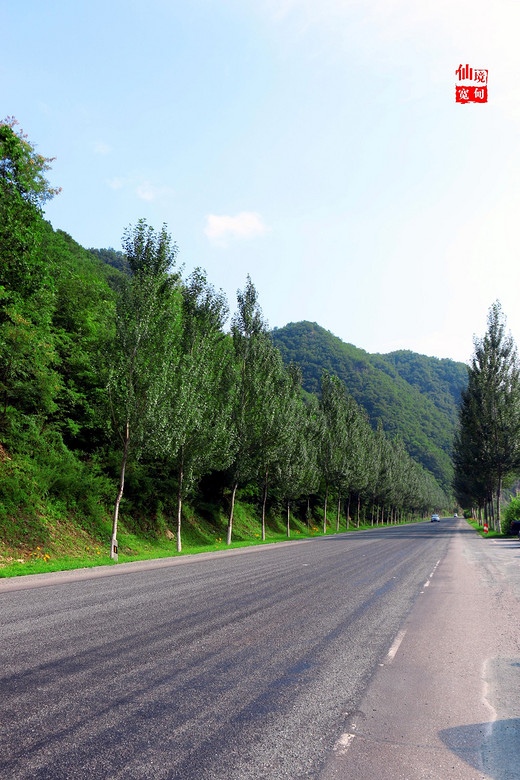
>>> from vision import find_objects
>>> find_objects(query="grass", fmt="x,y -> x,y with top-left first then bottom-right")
464,516 -> 511,538
0,501 -> 427,579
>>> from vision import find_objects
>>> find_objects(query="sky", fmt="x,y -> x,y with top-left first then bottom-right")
4,0 -> 520,364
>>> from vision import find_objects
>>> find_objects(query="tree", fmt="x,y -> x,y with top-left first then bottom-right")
254,356 -> 303,541
267,364 -> 307,538
0,117 -> 60,295
227,276 -> 272,545
318,372 -> 351,533
0,118 -> 61,430
107,220 -> 180,560
167,269 -> 232,552
453,302 -> 520,532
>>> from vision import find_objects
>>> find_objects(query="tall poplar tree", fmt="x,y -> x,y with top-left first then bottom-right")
107,220 -> 180,560
168,269 -> 232,552
227,276 -> 272,545
319,372 -> 351,533
454,302 -> 520,531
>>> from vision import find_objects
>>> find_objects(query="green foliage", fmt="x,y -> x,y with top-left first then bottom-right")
229,276 -> 272,488
40,226 -> 117,450
107,220 -> 181,459
0,118 -> 60,207
166,269 -> 233,550
0,121 -> 62,426
107,220 -> 183,556
503,497 -> 520,535
88,246 -> 130,276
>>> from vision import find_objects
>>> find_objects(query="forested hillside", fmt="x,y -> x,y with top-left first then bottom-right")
272,322 -> 467,489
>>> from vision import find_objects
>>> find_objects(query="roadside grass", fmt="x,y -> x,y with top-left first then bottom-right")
465,517 -> 510,538
0,502 -> 426,579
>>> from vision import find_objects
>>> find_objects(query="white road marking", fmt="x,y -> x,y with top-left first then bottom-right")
333,732 -> 355,754
423,559 -> 441,589
481,658 -> 497,741
384,560 -> 440,666
386,628 -> 407,662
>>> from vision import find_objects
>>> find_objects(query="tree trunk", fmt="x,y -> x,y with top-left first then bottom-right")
111,420 -> 130,562
323,484 -> 328,533
227,482 -> 238,545
336,493 -> 341,533
346,493 -> 351,530
176,457 -> 184,553
261,465 -> 269,541
306,497 -> 311,528
286,499 -> 290,538
356,494 -> 361,528
496,473 -> 502,534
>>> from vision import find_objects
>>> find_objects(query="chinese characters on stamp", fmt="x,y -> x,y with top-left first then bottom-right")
455,64 -> 488,103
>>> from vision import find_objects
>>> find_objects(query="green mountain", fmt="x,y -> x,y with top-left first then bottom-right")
271,321 -> 468,490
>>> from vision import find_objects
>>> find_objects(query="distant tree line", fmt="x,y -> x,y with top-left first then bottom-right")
0,119 -> 447,554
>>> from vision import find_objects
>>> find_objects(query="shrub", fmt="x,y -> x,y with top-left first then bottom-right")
503,497 -> 520,534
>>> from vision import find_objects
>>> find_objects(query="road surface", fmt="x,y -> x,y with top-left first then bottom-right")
1,518 -> 519,779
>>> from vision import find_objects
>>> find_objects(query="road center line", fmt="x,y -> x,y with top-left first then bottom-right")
423,559 -> 441,588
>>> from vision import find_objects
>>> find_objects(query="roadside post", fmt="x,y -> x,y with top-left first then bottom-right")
483,523 -> 488,534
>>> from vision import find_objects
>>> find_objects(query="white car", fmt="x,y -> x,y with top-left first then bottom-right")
431,514 -> 440,522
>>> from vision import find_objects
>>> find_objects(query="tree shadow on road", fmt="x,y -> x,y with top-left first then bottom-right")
439,718 -> 520,779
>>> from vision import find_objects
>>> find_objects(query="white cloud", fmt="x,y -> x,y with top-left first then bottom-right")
204,212 -> 269,245
94,141 -> 112,155
105,177 -> 173,202
136,182 -> 174,202
106,176 -> 127,190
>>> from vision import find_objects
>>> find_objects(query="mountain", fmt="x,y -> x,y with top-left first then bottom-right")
271,321 -> 468,490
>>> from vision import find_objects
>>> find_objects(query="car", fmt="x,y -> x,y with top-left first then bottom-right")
431,514 -> 440,522
510,519 -> 520,535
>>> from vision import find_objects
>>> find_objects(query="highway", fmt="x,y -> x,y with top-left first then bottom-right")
1,519 -> 518,779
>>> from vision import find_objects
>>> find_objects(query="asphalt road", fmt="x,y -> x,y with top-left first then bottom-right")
1,519 -> 518,779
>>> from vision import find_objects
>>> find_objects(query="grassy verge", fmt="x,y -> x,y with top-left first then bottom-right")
0,503 -> 426,579
464,517 -> 508,538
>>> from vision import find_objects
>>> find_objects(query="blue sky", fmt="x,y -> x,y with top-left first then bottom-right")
4,0 -> 520,363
